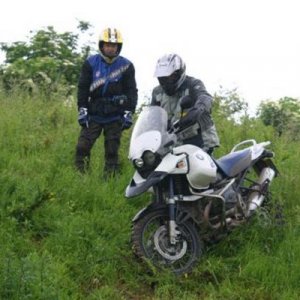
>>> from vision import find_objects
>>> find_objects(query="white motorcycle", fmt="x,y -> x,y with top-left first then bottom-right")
125,102 -> 278,275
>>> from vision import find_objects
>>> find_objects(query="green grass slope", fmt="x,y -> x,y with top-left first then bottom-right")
0,92 -> 299,299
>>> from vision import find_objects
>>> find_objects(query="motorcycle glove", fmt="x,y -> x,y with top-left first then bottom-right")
122,110 -> 133,130
112,95 -> 128,107
78,107 -> 89,127
178,107 -> 200,129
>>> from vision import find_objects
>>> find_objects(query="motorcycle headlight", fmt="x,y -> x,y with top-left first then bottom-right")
134,151 -> 161,179
143,151 -> 156,166
134,158 -> 144,168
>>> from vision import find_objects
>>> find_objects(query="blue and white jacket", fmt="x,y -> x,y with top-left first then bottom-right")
77,54 -> 138,123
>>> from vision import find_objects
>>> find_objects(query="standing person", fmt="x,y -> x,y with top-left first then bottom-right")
151,53 -> 219,154
75,27 -> 138,177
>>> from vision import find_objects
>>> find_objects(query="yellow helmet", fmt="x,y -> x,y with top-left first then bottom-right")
98,27 -> 123,61
99,27 -> 123,44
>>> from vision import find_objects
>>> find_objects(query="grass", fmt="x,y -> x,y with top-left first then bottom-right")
0,90 -> 299,299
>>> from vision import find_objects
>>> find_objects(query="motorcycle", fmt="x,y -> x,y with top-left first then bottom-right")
125,101 -> 278,275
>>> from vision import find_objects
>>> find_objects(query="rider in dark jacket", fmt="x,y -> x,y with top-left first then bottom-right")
151,53 -> 219,154
75,27 -> 138,176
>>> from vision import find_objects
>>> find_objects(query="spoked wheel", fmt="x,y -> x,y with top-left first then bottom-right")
132,208 -> 202,275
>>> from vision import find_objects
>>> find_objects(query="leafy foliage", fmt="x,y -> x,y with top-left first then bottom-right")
0,22 -> 93,95
213,86 -> 249,120
257,97 -> 300,139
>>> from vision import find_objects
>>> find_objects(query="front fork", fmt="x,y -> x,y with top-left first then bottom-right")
167,177 -> 180,245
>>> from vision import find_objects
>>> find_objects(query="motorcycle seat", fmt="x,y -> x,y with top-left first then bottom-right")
215,148 -> 252,178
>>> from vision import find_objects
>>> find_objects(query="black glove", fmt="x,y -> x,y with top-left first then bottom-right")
178,107 -> 199,129
112,95 -> 128,107
78,107 -> 89,127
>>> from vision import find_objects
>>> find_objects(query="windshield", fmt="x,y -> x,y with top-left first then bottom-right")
131,106 -> 168,140
129,106 -> 175,160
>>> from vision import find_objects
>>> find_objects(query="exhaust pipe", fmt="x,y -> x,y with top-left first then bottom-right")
247,167 -> 276,215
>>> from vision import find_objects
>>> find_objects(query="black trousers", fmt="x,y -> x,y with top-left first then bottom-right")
75,121 -> 122,173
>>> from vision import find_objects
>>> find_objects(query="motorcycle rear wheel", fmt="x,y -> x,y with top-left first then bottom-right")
132,208 -> 202,275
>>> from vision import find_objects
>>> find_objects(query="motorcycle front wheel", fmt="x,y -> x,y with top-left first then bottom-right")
132,208 -> 202,275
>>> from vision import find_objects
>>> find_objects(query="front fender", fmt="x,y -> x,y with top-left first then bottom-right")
132,203 -> 167,222
125,171 -> 168,198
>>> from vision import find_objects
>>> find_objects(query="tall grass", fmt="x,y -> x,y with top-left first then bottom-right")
0,90 -> 299,299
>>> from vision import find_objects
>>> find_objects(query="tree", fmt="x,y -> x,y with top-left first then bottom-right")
213,86 -> 249,121
257,97 -> 300,139
0,21 -> 93,95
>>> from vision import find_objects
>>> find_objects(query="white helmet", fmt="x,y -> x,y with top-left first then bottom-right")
154,54 -> 186,95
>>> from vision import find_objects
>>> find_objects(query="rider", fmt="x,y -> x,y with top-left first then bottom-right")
75,27 -> 138,176
151,53 -> 219,154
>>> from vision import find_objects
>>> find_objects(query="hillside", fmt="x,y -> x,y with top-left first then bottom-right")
0,91 -> 299,299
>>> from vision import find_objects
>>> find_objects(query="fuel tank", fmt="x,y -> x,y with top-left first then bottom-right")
173,144 -> 217,189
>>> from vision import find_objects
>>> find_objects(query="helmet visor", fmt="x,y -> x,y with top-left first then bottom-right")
158,71 -> 181,95
158,71 -> 180,85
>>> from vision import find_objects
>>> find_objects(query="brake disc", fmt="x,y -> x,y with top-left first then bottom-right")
153,225 -> 187,261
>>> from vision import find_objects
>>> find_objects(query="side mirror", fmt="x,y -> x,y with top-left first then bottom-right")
180,95 -> 194,110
